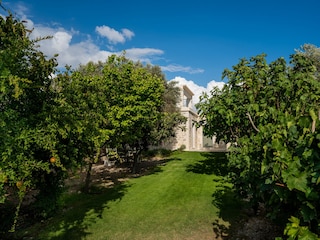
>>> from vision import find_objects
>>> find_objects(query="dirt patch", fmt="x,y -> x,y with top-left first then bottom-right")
65,157 -> 167,193
226,216 -> 283,240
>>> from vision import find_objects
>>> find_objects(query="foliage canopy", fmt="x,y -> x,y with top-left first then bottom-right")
196,50 -> 320,238
0,12 -> 61,231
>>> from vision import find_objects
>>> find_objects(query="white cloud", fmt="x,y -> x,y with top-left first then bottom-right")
122,28 -> 135,39
207,80 -> 225,91
161,64 -> 204,74
169,76 -> 225,106
25,22 -> 114,67
125,48 -> 164,63
10,4 -> 206,81
12,9 -> 160,69
55,41 -> 113,67
95,25 -> 134,44
24,21 -> 159,68
51,31 -> 72,52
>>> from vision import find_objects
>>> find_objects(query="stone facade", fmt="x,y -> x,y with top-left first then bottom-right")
171,85 -> 202,150
160,85 -> 227,151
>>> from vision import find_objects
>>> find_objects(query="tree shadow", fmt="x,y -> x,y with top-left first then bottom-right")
14,156 -> 182,239
17,184 -> 128,240
185,152 -> 246,239
126,156 -> 181,176
212,185 -> 284,240
185,152 -> 229,176
66,156 -> 181,192
211,184 -> 246,239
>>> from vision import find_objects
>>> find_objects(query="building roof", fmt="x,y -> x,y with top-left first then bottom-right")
182,85 -> 194,97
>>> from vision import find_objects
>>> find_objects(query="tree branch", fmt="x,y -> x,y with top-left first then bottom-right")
312,119 -> 316,133
246,112 -> 260,132
312,109 -> 320,133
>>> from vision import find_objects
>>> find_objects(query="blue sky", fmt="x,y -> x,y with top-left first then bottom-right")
1,0 -> 320,103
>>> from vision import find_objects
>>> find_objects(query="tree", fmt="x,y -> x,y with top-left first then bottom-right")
0,11 -> 61,231
99,55 -> 165,173
77,57 -> 185,173
296,43 -> 320,80
143,65 -> 187,146
196,52 -> 320,238
50,64 -> 113,193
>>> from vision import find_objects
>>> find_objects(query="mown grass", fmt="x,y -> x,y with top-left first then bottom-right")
16,151 -> 242,240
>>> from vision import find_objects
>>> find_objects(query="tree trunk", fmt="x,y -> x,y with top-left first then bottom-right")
83,159 -> 93,193
132,150 -> 141,174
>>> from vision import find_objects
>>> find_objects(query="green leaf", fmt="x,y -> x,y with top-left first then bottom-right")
309,109 -> 317,121
287,121 -> 295,129
300,204 -> 316,222
283,170 -> 308,192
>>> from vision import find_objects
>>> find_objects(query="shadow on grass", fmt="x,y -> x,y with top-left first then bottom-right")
186,152 -> 245,239
211,185 -> 246,239
134,156 -> 182,176
185,152 -> 229,176
15,156 -> 181,239
17,184 -> 128,240
88,156 -> 182,188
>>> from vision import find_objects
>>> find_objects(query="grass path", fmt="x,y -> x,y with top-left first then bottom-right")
20,151 -> 240,240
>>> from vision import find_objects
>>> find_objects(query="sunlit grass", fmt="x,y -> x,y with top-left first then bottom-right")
19,151 -> 241,240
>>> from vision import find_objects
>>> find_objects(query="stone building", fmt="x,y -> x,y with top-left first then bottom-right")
172,85 -> 203,150
162,85 -> 227,151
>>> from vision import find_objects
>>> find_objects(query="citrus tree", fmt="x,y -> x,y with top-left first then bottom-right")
97,55 -> 165,173
49,65 -> 113,193
196,52 -> 320,238
77,57 -> 185,173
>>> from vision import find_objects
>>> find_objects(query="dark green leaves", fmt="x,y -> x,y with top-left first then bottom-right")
197,51 -> 320,238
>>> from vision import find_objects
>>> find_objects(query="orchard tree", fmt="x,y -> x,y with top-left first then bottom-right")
196,52 -> 320,238
143,65 -> 187,146
99,55 -> 165,173
77,58 -> 185,173
151,80 -> 187,145
49,65 -> 113,193
0,11 -> 61,231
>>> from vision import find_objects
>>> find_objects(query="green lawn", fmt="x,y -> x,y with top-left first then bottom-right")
18,151 -> 242,240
